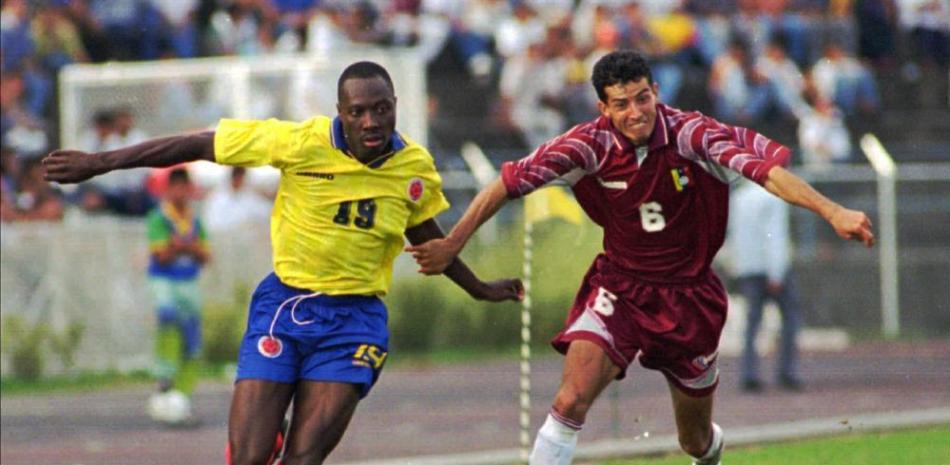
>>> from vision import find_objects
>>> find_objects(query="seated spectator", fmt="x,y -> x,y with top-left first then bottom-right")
499,40 -> 566,149
1,147 -> 21,222
755,34 -> 809,119
31,2 -> 90,73
202,167 -> 271,231
1,0 -> 34,73
855,0 -> 898,69
1,70 -> 50,159
798,96 -> 853,168
7,156 -> 63,222
208,0 -> 278,56
494,1 -> 545,59
708,37 -> 772,124
898,0 -> 949,69
151,0 -> 200,58
89,0 -> 167,60
75,108 -> 154,216
617,1 -> 690,105
809,41 -> 880,116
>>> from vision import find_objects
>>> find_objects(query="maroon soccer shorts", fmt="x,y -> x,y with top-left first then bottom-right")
552,255 -> 728,397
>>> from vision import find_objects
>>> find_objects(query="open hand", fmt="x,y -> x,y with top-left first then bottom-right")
42,149 -> 104,184
829,207 -> 875,247
473,278 -> 525,302
405,238 -> 460,275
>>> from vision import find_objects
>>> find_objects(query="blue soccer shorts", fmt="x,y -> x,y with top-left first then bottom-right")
236,273 -> 389,398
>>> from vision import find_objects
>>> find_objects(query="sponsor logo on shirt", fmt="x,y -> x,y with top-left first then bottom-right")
298,172 -> 335,180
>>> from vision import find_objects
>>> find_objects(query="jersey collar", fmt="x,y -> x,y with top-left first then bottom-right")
330,116 -> 407,168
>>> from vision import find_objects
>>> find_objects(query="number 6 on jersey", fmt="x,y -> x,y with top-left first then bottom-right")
639,201 -> 666,232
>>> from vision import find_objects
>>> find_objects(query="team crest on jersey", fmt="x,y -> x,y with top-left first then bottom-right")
671,167 -> 691,192
408,178 -> 424,202
257,335 -> 284,358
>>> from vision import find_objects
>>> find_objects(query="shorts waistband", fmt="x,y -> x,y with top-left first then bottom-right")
597,256 -> 714,286
267,273 -> 379,306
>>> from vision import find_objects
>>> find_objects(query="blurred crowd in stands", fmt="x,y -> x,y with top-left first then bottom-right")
2,0 -> 947,223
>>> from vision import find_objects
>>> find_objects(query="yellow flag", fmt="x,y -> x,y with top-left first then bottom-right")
524,185 -> 584,225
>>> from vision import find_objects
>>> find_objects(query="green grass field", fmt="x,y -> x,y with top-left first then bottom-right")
595,424 -> 950,465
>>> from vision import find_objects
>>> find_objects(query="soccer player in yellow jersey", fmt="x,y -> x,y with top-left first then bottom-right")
43,61 -> 524,465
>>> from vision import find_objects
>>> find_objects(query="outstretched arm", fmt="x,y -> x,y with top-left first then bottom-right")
406,178 -> 510,275
763,166 -> 875,247
405,217 -> 523,302
43,131 -> 216,184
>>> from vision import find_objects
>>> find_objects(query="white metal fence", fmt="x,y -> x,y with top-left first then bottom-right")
2,162 -> 948,375
0,216 -> 273,376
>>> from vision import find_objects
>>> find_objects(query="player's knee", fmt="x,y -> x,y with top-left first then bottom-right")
553,385 -> 593,418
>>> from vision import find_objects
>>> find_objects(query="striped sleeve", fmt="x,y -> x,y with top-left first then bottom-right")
673,111 -> 791,185
500,123 -> 608,198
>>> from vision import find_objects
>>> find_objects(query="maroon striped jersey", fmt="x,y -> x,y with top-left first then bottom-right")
501,103 -> 791,280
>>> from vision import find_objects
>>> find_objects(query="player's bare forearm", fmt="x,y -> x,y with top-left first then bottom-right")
43,131 -> 216,184
405,219 -> 523,301
763,166 -> 838,219
405,179 -> 510,275
764,166 -> 875,246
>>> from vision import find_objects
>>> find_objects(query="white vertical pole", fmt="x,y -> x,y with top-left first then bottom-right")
232,62 -> 251,119
860,134 -> 900,338
520,219 -> 534,463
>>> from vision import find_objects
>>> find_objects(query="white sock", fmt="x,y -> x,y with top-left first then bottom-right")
692,422 -> 724,465
529,413 -> 581,465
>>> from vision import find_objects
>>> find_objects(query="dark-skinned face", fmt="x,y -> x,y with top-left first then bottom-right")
336,76 -> 397,162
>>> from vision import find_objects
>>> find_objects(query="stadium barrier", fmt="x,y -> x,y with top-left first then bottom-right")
3,161 -> 949,377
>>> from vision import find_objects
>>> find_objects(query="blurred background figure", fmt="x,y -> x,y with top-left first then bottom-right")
798,95 -> 853,168
755,33 -> 809,120
202,166 -> 272,232
809,41 -> 880,117
728,179 -> 803,393
708,37 -> 771,124
498,39 -> 566,149
145,167 -> 210,425
1,153 -> 63,222
75,107 -> 155,216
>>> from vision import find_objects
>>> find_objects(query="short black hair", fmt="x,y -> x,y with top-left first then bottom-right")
337,61 -> 394,101
591,51 -> 653,102
168,167 -> 190,185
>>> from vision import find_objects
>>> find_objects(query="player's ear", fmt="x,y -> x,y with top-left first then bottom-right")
597,99 -> 608,117
336,102 -> 342,115
652,82 -> 660,101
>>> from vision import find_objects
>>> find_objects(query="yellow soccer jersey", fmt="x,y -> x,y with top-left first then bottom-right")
214,116 -> 450,296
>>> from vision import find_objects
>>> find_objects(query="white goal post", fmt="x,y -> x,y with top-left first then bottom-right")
59,49 -> 428,157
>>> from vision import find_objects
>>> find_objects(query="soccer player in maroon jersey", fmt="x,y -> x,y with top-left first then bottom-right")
406,51 -> 874,465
